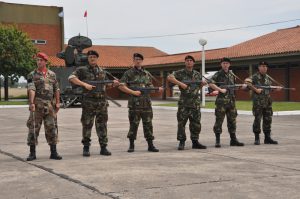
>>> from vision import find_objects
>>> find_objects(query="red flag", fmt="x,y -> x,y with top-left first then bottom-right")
84,10 -> 87,17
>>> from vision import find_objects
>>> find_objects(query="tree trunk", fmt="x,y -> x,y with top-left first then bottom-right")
4,75 -> 9,101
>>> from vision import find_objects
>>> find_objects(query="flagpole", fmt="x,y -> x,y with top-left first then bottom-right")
85,16 -> 89,37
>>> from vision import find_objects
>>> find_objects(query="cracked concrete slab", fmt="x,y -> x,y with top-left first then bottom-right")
0,100 -> 299,199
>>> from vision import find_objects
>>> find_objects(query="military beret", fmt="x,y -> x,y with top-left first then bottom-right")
220,57 -> 231,63
185,55 -> 195,62
87,50 -> 99,57
36,52 -> 48,61
133,53 -> 144,60
258,61 -> 269,66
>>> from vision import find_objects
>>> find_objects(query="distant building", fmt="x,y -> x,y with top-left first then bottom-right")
0,1 -> 64,55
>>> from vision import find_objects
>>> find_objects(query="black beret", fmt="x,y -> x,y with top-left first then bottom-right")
133,53 -> 144,60
258,61 -> 269,66
185,55 -> 195,62
220,57 -> 231,63
87,50 -> 99,57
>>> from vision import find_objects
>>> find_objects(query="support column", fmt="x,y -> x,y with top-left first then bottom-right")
162,71 -> 167,100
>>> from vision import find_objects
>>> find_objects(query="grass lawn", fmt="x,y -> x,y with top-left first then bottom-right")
0,101 -> 28,105
155,101 -> 300,111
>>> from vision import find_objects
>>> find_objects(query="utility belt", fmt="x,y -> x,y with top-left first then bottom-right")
129,96 -> 152,109
35,93 -> 53,101
215,95 -> 236,105
83,93 -> 106,99
34,97 -> 55,115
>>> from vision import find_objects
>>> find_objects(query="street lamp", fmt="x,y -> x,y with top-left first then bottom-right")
199,38 -> 207,107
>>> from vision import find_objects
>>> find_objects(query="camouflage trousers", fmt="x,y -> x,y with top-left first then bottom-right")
127,108 -> 154,141
213,100 -> 237,134
81,98 -> 108,146
26,100 -> 58,146
177,106 -> 201,141
252,105 -> 273,134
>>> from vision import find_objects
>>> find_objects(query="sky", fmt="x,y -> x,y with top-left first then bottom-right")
3,0 -> 300,54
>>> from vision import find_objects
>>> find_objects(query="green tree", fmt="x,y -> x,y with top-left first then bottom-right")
0,24 -> 37,101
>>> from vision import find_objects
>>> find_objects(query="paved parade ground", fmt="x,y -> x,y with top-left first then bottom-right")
0,100 -> 299,199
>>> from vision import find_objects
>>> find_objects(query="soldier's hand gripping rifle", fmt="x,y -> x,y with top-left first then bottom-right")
82,80 -> 121,107
128,86 -> 162,95
219,84 -> 246,95
244,78 -> 296,94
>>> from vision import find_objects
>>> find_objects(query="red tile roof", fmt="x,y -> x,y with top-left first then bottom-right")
49,26 -> 300,68
143,25 -> 300,66
49,45 -> 167,68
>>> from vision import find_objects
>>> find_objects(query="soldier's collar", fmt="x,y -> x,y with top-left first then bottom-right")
134,66 -> 144,72
88,64 -> 99,69
184,68 -> 194,74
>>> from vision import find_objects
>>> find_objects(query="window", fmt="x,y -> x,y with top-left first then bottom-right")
31,39 -> 47,45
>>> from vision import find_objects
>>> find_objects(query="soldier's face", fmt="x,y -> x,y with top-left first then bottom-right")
88,55 -> 98,66
185,59 -> 194,70
221,61 -> 230,73
258,65 -> 268,74
36,58 -> 46,68
133,58 -> 143,67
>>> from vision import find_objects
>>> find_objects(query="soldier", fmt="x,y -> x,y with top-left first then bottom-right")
244,61 -> 280,145
26,52 -> 62,161
167,55 -> 207,150
118,53 -> 163,153
209,57 -> 244,148
68,50 -> 119,156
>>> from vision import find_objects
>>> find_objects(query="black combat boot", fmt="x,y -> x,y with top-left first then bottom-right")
128,139 -> 135,153
50,145 -> 62,160
254,133 -> 260,145
83,145 -> 90,157
230,133 -> 244,146
215,134 -> 221,148
100,145 -> 112,156
147,140 -> 159,152
26,145 -> 36,161
192,140 -> 207,149
264,132 -> 278,144
178,140 -> 185,150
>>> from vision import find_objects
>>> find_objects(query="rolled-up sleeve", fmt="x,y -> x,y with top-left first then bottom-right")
68,69 -> 80,80
27,73 -> 36,91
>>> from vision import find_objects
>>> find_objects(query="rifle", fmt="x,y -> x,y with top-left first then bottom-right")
248,85 -> 296,95
82,80 -> 121,107
83,80 -> 114,93
129,86 -> 161,95
219,84 -> 246,95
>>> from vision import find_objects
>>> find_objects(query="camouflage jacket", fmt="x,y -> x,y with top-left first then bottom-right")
27,69 -> 60,101
120,67 -> 154,109
211,69 -> 236,103
68,64 -> 108,99
172,68 -> 202,108
250,72 -> 272,107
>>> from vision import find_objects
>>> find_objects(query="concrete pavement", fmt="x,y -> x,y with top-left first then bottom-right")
0,100 -> 299,199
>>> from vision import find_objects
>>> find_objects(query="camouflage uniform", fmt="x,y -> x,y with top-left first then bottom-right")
211,70 -> 238,135
27,69 -> 59,146
120,67 -> 155,141
249,72 -> 273,135
172,69 -> 202,141
68,65 -> 109,147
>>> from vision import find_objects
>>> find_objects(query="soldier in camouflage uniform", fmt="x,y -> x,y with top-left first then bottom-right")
119,53 -> 162,153
167,55 -> 207,150
244,61 -> 279,145
209,57 -> 244,148
26,52 -> 62,161
69,50 -> 119,156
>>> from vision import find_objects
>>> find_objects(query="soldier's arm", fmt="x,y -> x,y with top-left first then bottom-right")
68,69 -> 95,91
208,73 -> 227,94
118,72 -> 141,96
244,77 -> 263,94
27,73 -> 36,111
167,72 -> 188,89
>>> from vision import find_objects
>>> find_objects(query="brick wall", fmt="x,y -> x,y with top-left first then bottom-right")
289,67 -> 300,102
15,23 -> 62,56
